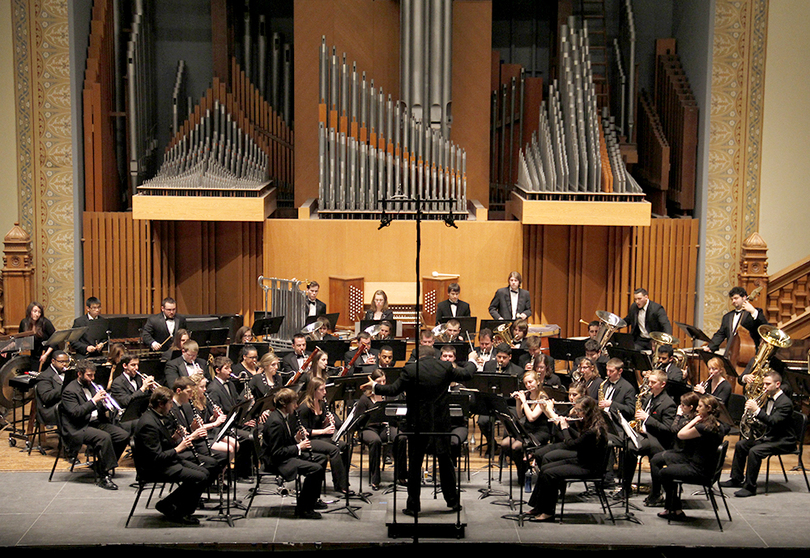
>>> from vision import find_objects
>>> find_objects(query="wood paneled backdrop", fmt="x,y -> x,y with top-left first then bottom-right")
83,212 -> 697,341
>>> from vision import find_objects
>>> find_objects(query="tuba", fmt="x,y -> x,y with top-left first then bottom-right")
594,311 -> 627,353
738,325 -> 793,440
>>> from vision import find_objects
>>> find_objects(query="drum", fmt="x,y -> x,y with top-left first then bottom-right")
0,355 -> 35,409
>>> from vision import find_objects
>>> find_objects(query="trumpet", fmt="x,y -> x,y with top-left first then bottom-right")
91,381 -> 122,414
136,371 -> 157,391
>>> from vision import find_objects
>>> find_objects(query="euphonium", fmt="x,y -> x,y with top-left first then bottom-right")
739,325 -> 793,440
493,322 -> 515,346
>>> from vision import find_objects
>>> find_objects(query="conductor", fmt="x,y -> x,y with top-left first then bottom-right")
361,345 -> 475,515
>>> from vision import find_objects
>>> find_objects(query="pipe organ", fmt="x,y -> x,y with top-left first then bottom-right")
516,18 -> 643,199
317,33 -> 467,221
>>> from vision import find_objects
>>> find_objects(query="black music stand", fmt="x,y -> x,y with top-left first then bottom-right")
612,411 -> 644,525
370,339 -> 408,363
210,398 -> 252,526
324,400 -> 366,518
306,339 -> 349,366
495,409 -> 537,525
251,316 -> 284,340
695,350 -> 740,384
607,346 -> 653,391
191,328 -> 229,348
305,312 -> 341,328
45,327 -> 87,353
226,342 -> 274,363
81,318 -> 110,350
467,388 -> 514,499
674,321 -> 713,347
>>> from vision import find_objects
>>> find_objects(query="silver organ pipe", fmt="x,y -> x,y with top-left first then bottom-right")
516,17 -> 642,198
317,35 -> 466,220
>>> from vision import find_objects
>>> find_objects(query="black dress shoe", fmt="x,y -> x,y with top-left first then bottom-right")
719,479 -> 742,488
402,508 -> 419,517
446,501 -> 462,512
314,500 -> 329,510
295,509 -> 322,520
97,476 -> 118,491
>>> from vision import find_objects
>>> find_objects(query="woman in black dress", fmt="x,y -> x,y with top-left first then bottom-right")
528,396 -> 609,521
19,301 -> 56,372
656,394 -> 724,520
693,357 -> 732,407
248,352 -> 280,399
364,290 -> 394,321
501,370 -> 551,484
298,376 -> 349,494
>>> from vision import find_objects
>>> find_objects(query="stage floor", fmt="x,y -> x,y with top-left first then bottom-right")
0,452 -> 808,552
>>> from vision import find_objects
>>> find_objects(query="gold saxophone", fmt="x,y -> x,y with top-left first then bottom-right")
628,377 -> 651,433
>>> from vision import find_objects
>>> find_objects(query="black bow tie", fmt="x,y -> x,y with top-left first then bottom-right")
450,302 -> 457,306
308,300 -> 316,305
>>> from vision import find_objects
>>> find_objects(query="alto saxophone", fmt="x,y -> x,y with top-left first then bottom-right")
628,377 -> 651,433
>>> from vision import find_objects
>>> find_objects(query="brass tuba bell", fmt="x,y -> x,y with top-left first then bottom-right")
594,311 -> 627,353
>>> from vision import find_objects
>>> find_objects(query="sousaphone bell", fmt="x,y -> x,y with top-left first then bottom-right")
594,311 -> 627,353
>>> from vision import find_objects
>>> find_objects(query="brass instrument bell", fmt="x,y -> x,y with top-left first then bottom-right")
594,311 -> 626,352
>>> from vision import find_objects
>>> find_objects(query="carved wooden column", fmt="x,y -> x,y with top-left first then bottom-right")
739,232 -> 772,321
2,223 -> 35,334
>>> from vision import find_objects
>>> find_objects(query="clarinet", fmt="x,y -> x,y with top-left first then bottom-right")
293,410 -> 312,459
167,411 -> 201,464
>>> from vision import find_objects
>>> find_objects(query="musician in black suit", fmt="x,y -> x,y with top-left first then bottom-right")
361,346 -> 475,514
655,344 -> 687,385
597,358 -> 637,421
281,334 -> 311,378
59,360 -> 129,490
261,388 -> 328,519
71,297 -> 106,357
110,354 -> 157,434
435,282 -> 471,323
34,350 -> 70,425
621,369 -> 677,501
482,343 -> 523,377
133,386 -> 216,524
304,281 -> 327,319
705,286 -> 769,354
623,288 -> 672,351
163,339 -> 208,388
206,356 -> 255,478
468,328 -> 495,371
142,297 -> 187,352
720,370 -> 796,497
342,332 -> 379,375
488,271 -> 532,320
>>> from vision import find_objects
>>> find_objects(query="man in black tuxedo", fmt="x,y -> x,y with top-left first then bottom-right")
721,370 -> 796,497
281,334 -> 311,379
304,281 -> 327,319
261,388 -> 328,519
468,328 -> 495,371
342,332 -> 379,375
488,271 -> 532,321
59,360 -> 130,490
361,346 -> 475,514
623,288 -> 672,351
71,297 -> 105,357
133,386 -> 216,524
142,297 -> 187,352
435,283 -> 471,323
597,358 -> 637,421
482,343 -> 523,377
620,369 -> 676,503
163,339 -> 208,388
110,354 -> 157,434
705,286 -> 769,354
35,350 -> 70,425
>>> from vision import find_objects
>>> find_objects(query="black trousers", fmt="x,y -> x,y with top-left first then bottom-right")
730,436 -> 796,491
405,434 -> 458,513
74,422 -> 130,474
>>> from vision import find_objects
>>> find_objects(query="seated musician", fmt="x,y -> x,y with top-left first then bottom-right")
162,328 -> 190,362
248,352 -> 281,399
587,320 -> 601,341
518,335 -> 544,370
71,296 -> 105,357
656,395 -> 725,520
489,271 -> 532,321
343,331 -> 379,375
188,371 -> 235,458
35,350 -> 70,425
575,338 -> 609,377
261,388 -> 328,519
502,370 -> 552,485
234,326 -> 255,344
533,354 -> 562,391
528,396 -> 609,522
435,282 -> 471,323
483,343 -> 523,376
142,297 -> 187,352
133,386 -> 217,525
206,356 -> 256,479
59,360 -> 130,490
110,354 -> 157,435
355,368 -> 406,490
298,377 -> 350,495
720,370 -> 795,497
439,345 -> 471,459
656,344 -> 687,385
693,356 -> 732,407
510,318 -> 529,349
305,280 -> 327,318
377,320 -> 394,340
232,344 -> 260,381
597,358 -> 637,422
316,317 -> 337,340
408,330 -> 436,362
468,328 -> 495,371
281,333 -> 310,379
364,289 -> 394,321
620,369 -> 676,501
170,377 -> 228,466
376,345 -> 396,370
441,319 -> 462,343
576,357 -> 602,401
163,339 -> 208,388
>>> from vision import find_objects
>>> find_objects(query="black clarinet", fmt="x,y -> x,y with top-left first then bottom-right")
293,410 -> 312,459
167,411 -> 201,464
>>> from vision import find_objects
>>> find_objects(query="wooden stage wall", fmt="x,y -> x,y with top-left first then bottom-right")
82,212 -> 697,340
82,212 -> 263,324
